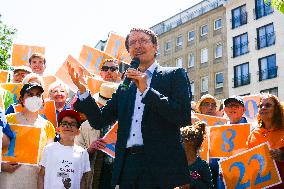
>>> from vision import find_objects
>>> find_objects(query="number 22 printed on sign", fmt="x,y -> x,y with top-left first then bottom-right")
219,143 -> 282,189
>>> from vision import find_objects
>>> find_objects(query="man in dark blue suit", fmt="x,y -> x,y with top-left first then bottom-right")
68,28 -> 192,189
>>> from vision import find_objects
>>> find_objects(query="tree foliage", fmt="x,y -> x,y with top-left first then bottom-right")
266,0 -> 284,13
0,20 -> 17,70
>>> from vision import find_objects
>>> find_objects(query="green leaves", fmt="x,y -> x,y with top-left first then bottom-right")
265,0 -> 284,13
0,21 -> 17,70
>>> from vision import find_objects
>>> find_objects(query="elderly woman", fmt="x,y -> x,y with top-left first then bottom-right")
0,83 -> 55,189
247,94 -> 284,189
48,81 -> 70,116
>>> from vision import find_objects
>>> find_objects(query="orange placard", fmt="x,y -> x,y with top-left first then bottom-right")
0,70 -> 9,83
101,122 -> 118,158
219,143 -> 282,189
193,114 -> 228,162
79,45 -> 113,75
209,124 -> 251,158
243,94 -> 261,123
55,55 -> 92,92
104,32 -> 131,64
14,100 -> 57,128
2,124 -> 41,165
0,83 -> 23,103
12,44 -> 45,66
42,75 -> 57,99
194,113 -> 228,126
0,93 -> 4,110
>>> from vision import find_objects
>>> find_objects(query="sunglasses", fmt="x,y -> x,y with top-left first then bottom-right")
101,66 -> 118,72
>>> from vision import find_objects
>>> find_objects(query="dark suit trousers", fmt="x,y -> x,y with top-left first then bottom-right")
119,152 -> 173,189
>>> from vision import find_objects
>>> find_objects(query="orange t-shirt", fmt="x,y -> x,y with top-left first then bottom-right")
247,127 -> 284,189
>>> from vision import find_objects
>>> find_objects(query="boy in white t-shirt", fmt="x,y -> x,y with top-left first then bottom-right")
38,109 -> 90,189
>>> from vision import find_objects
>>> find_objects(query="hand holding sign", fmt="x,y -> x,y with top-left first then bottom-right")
219,143 -> 282,189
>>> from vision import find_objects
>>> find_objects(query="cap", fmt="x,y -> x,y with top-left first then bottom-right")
20,82 -> 44,97
224,95 -> 244,107
13,66 -> 32,73
57,109 -> 81,125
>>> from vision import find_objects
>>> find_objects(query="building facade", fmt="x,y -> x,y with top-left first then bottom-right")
151,0 -> 229,101
225,0 -> 284,100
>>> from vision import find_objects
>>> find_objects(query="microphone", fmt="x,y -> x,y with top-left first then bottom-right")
121,57 -> 140,90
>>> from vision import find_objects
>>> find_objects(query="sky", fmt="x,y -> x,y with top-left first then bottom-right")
0,0 -> 202,75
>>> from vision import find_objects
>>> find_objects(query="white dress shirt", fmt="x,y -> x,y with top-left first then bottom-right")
126,61 -> 158,147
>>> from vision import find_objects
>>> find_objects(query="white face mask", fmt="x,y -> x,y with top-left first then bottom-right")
24,96 -> 43,112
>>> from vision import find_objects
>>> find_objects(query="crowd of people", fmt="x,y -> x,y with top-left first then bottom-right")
0,27 -> 283,189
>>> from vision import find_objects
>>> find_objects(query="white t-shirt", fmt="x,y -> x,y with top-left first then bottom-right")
39,142 -> 90,189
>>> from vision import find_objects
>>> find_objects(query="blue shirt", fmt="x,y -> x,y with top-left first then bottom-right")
0,108 -> 13,139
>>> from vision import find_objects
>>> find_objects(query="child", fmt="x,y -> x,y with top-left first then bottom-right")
38,110 -> 90,189
180,121 -> 214,189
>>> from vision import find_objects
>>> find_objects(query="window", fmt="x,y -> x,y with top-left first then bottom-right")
215,72 -> 224,88
164,41 -> 172,51
214,19 -> 222,30
258,54 -> 277,81
255,0 -> 273,19
260,87 -> 278,96
188,31 -> 195,41
233,33 -> 248,57
232,5 -> 247,29
201,76 -> 209,92
257,23 -> 275,49
201,48 -> 208,64
234,63 -> 250,87
215,44 -> 223,58
200,25 -> 208,36
176,57 -> 183,68
188,53 -> 195,68
176,35 -> 183,46
190,81 -> 195,96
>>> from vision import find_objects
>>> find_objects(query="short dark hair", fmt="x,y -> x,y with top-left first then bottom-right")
125,28 -> 158,53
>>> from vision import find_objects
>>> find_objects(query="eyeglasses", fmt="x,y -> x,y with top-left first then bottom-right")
201,102 -> 217,108
101,66 -> 118,72
258,103 -> 274,109
128,38 -> 151,46
59,121 -> 78,128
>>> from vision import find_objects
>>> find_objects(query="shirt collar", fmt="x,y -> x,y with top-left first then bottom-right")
145,61 -> 158,77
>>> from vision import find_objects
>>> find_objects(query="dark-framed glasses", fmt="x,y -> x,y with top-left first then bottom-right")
59,121 -> 78,128
101,66 -> 118,72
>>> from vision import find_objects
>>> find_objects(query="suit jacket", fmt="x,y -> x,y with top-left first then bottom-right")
74,65 -> 192,187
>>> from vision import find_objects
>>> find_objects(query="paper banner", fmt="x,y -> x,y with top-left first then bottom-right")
14,100 -> 57,128
0,83 -> 24,104
193,113 -> 228,162
2,124 -> 41,165
79,45 -> 113,75
104,32 -> 131,64
243,94 -> 261,123
219,143 -> 282,189
0,70 -> 9,83
12,44 -> 45,66
55,55 -> 92,92
209,124 -> 251,158
42,75 -> 57,99
194,113 -> 228,126
101,122 -> 118,158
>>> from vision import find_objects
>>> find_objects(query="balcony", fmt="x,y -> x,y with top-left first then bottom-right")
232,41 -> 249,58
258,66 -> 278,81
256,31 -> 275,49
254,4 -> 273,19
233,73 -> 250,88
231,12 -> 247,29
